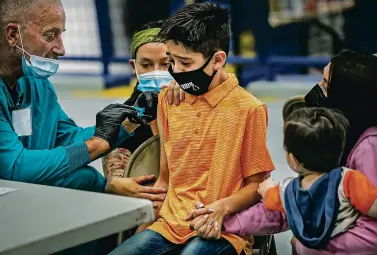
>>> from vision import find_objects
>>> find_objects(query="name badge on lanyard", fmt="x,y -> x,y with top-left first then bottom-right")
12,107 -> 32,137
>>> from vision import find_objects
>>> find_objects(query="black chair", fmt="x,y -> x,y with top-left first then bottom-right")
252,235 -> 277,255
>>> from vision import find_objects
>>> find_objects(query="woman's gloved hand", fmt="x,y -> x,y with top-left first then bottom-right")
130,91 -> 159,125
94,104 -> 142,148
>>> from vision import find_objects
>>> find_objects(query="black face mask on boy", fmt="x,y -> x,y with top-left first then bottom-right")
168,55 -> 217,96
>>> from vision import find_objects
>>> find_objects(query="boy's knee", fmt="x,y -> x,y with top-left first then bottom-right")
110,231 -> 146,255
182,238 -> 236,255
109,230 -> 172,255
181,238 -> 209,255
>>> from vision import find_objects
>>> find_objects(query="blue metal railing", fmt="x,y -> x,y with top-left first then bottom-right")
58,0 -> 331,89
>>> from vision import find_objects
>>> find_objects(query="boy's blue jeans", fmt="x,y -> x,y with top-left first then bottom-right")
108,229 -> 238,255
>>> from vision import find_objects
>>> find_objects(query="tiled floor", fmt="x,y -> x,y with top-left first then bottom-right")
52,74 -> 320,255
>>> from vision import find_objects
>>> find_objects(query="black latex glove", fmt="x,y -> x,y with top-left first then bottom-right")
130,91 -> 159,125
94,104 -> 143,148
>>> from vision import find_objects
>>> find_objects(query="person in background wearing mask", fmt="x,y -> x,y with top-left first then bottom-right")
103,20 -> 172,206
292,50 -> 377,254
0,0 -> 157,198
188,50 -> 377,255
109,3 -> 275,255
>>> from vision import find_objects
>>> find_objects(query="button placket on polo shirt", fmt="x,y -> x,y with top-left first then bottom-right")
191,97 -> 205,145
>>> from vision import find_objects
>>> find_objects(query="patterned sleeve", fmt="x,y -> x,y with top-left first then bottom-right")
102,148 -> 132,180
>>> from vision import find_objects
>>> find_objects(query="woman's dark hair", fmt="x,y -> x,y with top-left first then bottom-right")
125,20 -> 165,106
284,108 -> 349,173
327,50 -> 377,164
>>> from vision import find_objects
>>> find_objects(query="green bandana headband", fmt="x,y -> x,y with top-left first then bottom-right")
131,28 -> 161,59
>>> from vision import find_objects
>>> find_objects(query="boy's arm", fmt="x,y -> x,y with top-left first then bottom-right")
136,93 -> 169,233
192,105 -> 275,238
219,172 -> 265,216
219,178 -> 287,217
153,109 -> 169,197
193,173 -> 266,239
343,170 -> 377,218
153,90 -> 170,195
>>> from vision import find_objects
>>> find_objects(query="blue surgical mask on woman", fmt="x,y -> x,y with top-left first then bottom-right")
16,26 -> 60,79
135,66 -> 173,92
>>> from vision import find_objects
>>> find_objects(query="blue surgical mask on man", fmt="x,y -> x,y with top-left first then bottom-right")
16,26 -> 60,79
135,66 -> 173,92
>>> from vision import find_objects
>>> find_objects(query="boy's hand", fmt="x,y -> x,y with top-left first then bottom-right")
186,203 -> 213,236
187,201 -> 225,240
257,177 -> 275,199
186,202 -> 213,220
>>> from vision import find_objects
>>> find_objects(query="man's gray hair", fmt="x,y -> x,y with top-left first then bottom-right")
0,0 -> 61,29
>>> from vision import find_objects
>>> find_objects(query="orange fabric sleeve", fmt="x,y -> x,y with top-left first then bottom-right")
264,185 -> 286,214
241,105 -> 275,178
343,170 -> 377,215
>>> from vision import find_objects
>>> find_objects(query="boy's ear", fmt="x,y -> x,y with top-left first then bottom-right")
213,51 -> 227,70
289,153 -> 302,170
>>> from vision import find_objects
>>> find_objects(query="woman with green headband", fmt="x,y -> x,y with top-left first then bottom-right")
102,20 -> 171,206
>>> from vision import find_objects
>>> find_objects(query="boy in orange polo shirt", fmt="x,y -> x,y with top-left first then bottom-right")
109,3 -> 275,255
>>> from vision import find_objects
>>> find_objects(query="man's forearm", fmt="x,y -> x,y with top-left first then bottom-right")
85,138 -> 110,160
102,148 -> 131,179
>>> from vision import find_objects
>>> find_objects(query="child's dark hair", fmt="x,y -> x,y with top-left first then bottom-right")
284,108 -> 349,173
158,2 -> 230,57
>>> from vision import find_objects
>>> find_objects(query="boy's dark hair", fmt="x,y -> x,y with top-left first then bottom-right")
284,108 -> 349,173
158,2 -> 230,57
